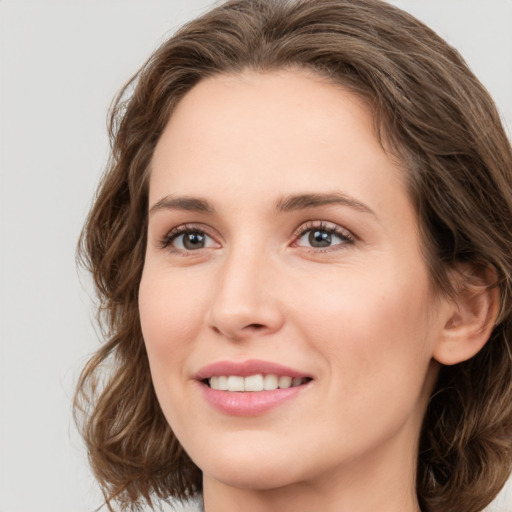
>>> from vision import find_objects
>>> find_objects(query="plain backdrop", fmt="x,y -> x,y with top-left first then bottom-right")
0,1 -> 511,511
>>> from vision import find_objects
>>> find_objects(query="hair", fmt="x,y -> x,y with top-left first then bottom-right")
75,0 -> 512,510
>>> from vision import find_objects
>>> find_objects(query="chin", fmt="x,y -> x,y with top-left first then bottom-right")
203,463 -> 300,491
189,439 -> 308,491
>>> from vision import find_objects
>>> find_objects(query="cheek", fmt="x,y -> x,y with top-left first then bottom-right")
293,268 -> 436,447
290,264 -> 434,386
138,268 -> 205,385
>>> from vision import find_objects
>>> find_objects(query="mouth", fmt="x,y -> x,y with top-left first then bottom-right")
204,374 -> 312,392
195,359 -> 313,415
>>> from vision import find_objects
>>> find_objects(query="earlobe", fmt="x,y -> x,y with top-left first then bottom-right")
433,267 -> 500,366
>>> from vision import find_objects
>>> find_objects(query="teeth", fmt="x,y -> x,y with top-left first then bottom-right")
278,376 -> 292,389
245,374 -> 264,392
210,376 -> 228,390
209,374 -> 308,392
264,374 -> 278,390
227,376 -> 244,392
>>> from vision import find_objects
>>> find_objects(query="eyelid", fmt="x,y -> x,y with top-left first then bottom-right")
291,220 -> 356,249
157,220 -> 355,254
159,223 -> 221,252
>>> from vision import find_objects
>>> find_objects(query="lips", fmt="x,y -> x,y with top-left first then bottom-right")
196,359 -> 311,380
195,359 -> 313,416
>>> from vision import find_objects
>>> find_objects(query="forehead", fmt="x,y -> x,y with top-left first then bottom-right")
149,69 -> 409,219
154,69 -> 379,163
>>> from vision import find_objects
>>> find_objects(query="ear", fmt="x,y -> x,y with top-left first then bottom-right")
433,265 -> 500,366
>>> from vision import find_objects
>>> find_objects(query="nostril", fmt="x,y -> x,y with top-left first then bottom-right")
246,323 -> 265,330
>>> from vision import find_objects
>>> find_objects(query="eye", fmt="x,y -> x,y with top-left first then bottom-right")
161,225 -> 218,252
294,222 -> 354,250
173,231 -> 212,250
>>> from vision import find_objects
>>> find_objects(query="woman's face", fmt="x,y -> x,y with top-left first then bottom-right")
139,70 -> 446,494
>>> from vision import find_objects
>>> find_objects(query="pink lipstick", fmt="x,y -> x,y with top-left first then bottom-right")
195,359 -> 312,416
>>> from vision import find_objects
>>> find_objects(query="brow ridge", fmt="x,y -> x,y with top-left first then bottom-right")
149,192 -> 375,216
149,195 -> 215,214
275,192 -> 375,215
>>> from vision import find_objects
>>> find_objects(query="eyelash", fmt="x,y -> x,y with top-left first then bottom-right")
159,223 -> 214,253
159,221 -> 355,254
292,221 -> 355,252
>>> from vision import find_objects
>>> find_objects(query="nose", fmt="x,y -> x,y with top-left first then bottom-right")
207,247 -> 284,341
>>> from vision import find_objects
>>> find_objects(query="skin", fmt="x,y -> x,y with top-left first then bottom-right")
139,69 -> 461,512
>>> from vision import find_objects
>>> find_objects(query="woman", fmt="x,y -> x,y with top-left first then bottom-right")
75,0 -> 512,511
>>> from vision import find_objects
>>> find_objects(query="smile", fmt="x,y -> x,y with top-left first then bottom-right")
196,360 -> 313,415
208,374 -> 310,392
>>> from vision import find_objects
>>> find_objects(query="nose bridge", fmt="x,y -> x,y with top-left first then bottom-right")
208,237 -> 282,339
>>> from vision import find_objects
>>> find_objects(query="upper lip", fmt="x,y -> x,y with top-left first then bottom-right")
195,359 -> 312,380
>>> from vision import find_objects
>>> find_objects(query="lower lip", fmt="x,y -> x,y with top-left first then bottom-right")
199,382 -> 310,416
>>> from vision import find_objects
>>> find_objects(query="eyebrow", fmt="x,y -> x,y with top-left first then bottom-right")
149,192 -> 375,216
149,195 -> 215,215
275,192 -> 376,215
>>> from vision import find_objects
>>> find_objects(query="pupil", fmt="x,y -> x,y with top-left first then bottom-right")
183,232 -> 205,250
309,230 -> 331,248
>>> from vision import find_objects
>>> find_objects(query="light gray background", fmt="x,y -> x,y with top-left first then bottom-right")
1,1 -> 511,511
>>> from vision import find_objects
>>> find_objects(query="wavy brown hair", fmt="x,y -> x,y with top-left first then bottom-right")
75,0 -> 512,510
